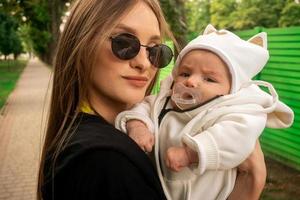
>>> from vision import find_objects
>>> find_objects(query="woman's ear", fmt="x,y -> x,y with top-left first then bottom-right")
248,32 -> 268,49
203,24 -> 217,35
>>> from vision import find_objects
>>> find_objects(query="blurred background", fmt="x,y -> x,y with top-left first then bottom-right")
0,0 -> 299,199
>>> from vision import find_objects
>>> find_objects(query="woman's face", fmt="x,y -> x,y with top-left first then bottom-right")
90,2 -> 160,116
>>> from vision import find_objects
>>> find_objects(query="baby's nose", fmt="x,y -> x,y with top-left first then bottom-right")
185,76 -> 200,88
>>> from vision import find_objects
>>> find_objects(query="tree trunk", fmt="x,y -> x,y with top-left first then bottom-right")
43,0 -> 63,65
174,0 -> 188,49
160,0 -> 188,57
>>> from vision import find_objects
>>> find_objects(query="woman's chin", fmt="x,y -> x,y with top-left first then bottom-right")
123,94 -> 145,108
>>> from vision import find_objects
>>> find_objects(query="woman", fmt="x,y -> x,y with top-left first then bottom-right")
38,0 -> 266,199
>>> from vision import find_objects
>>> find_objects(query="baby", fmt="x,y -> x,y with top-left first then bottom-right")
115,24 -> 294,200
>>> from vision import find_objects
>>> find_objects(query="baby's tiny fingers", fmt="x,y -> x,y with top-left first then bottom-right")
145,143 -> 153,152
149,135 -> 155,146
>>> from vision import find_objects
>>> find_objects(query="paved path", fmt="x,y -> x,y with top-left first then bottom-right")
0,59 -> 52,200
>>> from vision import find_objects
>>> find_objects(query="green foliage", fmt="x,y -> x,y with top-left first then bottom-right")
0,0 -> 23,22
230,0 -> 260,30
209,0 -> 288,30
279,1 -> 300,27
11,31 -> 23,58
216,0 -> 300,30
0,12 -> 23,58
19,0 -> 68,64
169,0 -> 300,37
160,0 -> 188,48
185,0 -> 210,39
253,0 -> 286,28
29,27 -> 52,56
232,8 -> 259,30
18,24 -> 34,54
1,0 -> 299,64
210,0 -> 237,30
20,1 -> 52,57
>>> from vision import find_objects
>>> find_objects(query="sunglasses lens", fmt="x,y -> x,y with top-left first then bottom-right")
111,34 -> 140,60
148,44 -> 173,68
111,33 -> 173,68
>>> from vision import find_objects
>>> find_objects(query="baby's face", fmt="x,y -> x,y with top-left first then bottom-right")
174,50 -> 231,104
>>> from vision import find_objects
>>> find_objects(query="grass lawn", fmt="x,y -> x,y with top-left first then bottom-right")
0,59 -> 28,109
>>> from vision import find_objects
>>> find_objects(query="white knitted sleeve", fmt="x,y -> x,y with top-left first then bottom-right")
182,110 -> 267,175
115,95 -> 156,134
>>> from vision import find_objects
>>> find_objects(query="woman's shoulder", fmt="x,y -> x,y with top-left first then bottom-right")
54,112 -> 155,176
43,113 -> 166,199
70,112 -> 141,154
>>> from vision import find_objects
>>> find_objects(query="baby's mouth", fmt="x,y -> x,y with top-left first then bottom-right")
171,82 -> 204,110
182,92 -> 194,100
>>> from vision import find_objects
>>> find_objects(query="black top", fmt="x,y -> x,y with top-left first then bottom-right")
42,113 -> 166,200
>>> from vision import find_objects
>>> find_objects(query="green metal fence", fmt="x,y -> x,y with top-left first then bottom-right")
153,26 -> 300,170
236,26 -> 300,170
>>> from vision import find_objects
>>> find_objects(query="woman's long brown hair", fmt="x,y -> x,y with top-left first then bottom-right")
37,0 -> 177,199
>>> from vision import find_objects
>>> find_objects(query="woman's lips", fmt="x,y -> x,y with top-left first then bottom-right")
123,76 -> 149,87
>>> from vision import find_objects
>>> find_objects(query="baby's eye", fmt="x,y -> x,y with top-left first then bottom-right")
203,77 -> 217,83
179,72 -> 190,77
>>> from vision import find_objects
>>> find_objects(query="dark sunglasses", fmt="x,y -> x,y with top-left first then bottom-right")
110,33 -> 173,68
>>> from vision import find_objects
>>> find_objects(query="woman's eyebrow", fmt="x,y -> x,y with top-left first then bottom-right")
115,24 -> 137,34
115,24 -> 161,42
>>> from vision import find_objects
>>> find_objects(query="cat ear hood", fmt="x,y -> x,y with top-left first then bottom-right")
172,24 -> 269,93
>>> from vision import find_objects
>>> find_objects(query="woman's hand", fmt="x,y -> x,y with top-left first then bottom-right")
228,140 -> 266,200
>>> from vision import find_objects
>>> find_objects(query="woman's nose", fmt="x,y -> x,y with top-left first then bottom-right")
129,47 -> 151,72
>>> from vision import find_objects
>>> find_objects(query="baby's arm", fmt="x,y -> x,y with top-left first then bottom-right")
166,141 -> 267,199
182,107 -> 267,174
115,95 -> 156,152
126,120 -> 154,152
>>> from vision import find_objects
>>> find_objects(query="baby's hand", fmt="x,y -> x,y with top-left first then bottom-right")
126,120 -> 154,153
165,146 -> 199,172
165,146 -> 190,172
